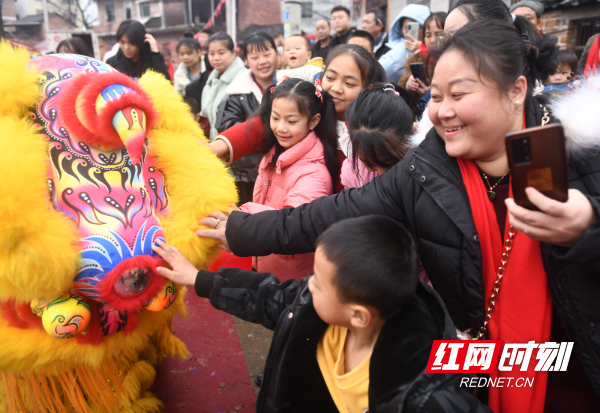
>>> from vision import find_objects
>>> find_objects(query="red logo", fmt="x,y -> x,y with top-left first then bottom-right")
426,340 -> 503,373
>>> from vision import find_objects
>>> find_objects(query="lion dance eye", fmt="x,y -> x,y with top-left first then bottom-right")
114,268 -> 151,298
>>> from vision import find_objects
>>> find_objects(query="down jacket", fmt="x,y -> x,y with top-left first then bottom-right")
379,4 -> 430,84
239,131 -> 332,281
224,90 -> 600,395
200,56 -> 246,141
194,268 -> 492,412
174,56 -> 207,96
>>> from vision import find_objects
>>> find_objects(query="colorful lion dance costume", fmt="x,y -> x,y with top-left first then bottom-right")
0,43 -> 237,412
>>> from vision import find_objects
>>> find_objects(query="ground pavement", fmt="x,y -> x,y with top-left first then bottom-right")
151,294 -> 273,413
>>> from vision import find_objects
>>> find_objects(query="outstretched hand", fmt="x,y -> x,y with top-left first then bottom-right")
195,210 -> 232,252
506,188 -> 596,247
152,240 -> 198,286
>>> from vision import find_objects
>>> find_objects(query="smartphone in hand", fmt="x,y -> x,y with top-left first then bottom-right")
406,22 -> 420,40
409,62 -> 428,84
506,124 -> 568,210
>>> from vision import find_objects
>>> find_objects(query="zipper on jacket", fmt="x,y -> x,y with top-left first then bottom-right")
255,283 -> 307,411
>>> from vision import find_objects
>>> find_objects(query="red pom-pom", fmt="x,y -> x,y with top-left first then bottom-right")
97,256 -> 167,313
58,71 -> 157,151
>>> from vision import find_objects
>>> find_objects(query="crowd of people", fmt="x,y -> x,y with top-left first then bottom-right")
77,0 -> 600,411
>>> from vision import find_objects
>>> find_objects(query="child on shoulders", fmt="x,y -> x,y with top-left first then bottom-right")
276,35 -> 324,84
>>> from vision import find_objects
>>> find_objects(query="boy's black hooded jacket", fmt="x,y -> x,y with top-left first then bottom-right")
195,268 -> 492,412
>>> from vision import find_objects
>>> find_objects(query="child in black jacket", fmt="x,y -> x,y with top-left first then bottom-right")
153,216 -> 491,413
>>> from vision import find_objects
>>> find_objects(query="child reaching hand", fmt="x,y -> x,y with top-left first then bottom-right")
152,216 -> 491,412
237,77 -> 339,281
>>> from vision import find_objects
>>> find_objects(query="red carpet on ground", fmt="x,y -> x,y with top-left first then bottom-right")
152,295 -> 256,412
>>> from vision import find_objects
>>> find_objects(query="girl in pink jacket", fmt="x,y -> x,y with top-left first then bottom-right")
239,78 -> 339,281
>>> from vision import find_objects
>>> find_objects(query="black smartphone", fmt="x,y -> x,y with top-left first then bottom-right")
410,62 -> 427,84
506,124 -> 569,210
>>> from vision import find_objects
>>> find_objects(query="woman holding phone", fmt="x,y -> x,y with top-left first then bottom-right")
401,12 -> 447,97
197,21 -> 600,413
378,4 -> 430,84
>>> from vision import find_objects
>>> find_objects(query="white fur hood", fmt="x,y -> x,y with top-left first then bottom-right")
409,74 -> 600,157
225,69 -> 263,101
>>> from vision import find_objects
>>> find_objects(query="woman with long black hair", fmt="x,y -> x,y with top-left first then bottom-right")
197,19 -> 600,413
106,20 -> 171,81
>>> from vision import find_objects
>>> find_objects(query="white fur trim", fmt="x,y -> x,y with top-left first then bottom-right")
337,121 -> 351,157
550,74 -> 600,157
408,103 -> 433,148
225,69 -> 263,101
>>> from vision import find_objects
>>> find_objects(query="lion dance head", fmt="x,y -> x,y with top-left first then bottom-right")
0,43 -> 237,412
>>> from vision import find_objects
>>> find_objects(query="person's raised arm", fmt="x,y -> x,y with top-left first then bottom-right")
212,117 -> 266,165
152,240 -> 301,330
197,161 -> 408,257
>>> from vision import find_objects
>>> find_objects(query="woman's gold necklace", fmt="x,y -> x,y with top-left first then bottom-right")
481,170 -> 510,201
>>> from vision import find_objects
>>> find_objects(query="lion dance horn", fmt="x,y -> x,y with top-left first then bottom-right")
59,71 -> 157,165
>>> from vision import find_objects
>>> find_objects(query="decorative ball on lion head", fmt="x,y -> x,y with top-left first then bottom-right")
0,46 -> 237,413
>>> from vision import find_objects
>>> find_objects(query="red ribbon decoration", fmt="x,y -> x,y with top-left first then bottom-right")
314,79 -> 323,104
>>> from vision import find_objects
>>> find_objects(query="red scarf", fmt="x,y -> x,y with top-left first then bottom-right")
419,42 -> 429,58
584,35 -> 600,78
457,132 -> 552,412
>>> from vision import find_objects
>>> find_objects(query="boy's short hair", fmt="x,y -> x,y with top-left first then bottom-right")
554,49 -> 578,73
201,28 -> 215,36
316,215 -> 419,319
348,30 -> 375,52
286,34 -> 312,51
183,96 -> 199,115
331,5 -> 351,17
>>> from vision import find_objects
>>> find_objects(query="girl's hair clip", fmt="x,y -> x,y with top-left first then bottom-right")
269,85 -> 276,93
383,84 -> 400,96
314,79 -> 324,104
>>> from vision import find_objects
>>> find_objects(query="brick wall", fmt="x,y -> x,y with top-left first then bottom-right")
238,0 -> 281,31
540,9 -> 570,49
541,5 -> 600,51
3,0 -> 17,19
164,2 -> 187,27
95,0 -> 128,33
49,14 -> 77,31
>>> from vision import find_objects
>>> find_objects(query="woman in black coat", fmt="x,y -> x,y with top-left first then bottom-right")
106,20 -> 171,81
198,20 -> 600,412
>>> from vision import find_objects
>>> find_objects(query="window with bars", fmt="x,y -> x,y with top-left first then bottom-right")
106,4 -> 115,23
573,19 -> 600,60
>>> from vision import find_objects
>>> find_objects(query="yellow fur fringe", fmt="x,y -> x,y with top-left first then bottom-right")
0,42 -> 40,119
149,126 -> 238,267
1,358 -> 121,413
0,117 -> 81,303
0,48 -> 232,413
139,70 -> 238,267
138,71 -> 209,142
